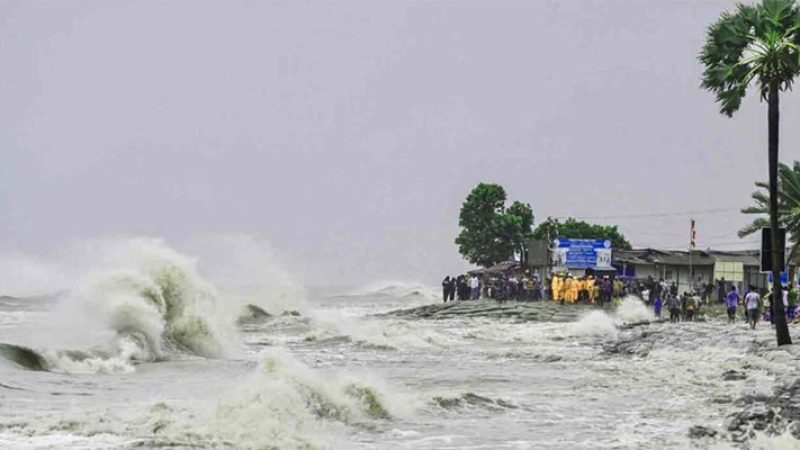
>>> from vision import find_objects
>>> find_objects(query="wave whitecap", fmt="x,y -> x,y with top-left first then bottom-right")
0,239 -> 239,373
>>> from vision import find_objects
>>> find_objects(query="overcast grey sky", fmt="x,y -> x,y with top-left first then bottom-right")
2,1 -> 800,286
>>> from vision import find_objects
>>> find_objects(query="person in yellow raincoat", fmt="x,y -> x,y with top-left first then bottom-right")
551,275 -> 562,302
560,276 -> 569,303
572,276 -> 580,303
564,276 -> 576,303
587,276 -> 596,303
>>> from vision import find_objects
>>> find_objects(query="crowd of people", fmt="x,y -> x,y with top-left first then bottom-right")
440,273 -> 547,302
441,272 -> 800,327
722,284 -> 800,328
441,272 -> 638,304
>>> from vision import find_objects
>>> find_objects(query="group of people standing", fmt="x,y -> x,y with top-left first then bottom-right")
652,291 -> 699,322
441,275 -> 481,302
723,285 -> 799,328
549,274 -> 622,307
441,272 -> 546,302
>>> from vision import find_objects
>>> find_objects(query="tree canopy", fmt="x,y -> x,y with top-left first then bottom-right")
701,0 -> 800,346
532,217 -> 632,250
740,161 -> 800,264
700,0 -> 800,116
455,183 -> 534,268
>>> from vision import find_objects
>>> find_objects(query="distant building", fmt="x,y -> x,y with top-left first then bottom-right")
612,248 -> 764,294
525,240 -> 768,294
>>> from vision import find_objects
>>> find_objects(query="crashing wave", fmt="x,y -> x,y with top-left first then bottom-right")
347,281 -> 440,302
187,349 -> 400,449
433,392 -> 518,412
236,304 -> 273,325
0,341 -> 139,374
384,299 -> 597,322
70,259 -> 233,360
0,239 -> 241,373
0,343 -> 49,371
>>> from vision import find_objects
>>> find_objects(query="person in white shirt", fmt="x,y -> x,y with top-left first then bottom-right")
745,286 -> 761,329
470,275 -> 480,300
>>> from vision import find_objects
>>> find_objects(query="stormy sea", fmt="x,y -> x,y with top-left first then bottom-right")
1,238 -> 799,449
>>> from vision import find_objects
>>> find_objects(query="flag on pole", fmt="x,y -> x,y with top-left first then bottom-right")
690,219 -> 696,249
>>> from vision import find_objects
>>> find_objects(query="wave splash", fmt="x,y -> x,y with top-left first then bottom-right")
0,239 -> 246,373
65,239 -> 237,362
568,296 -> 652,338
190,349 -> 403,450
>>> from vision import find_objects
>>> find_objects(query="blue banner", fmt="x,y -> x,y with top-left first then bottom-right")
768,272 -> 797,285
553,238 -> 613,269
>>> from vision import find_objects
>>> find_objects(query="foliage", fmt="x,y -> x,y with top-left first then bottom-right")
702,0 -> 800,346
454,183 -> 534,267
700,0 -> 800,116
507,201 -> 534,233
740,161 -> 800,267
532,217 -> 632,250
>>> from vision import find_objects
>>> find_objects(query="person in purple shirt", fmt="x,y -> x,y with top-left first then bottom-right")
600,277 -> 613,308
653,296 -> 663,320
726,286 -> 740,323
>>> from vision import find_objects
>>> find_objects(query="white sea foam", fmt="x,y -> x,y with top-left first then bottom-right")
349,280 -> 440,303
198,348 -> 411,450
569,310 -> 620,337
615,296 -> 654,323
0,238 -> 249,373
178,234 -> 309,316
567,296 -> 651,338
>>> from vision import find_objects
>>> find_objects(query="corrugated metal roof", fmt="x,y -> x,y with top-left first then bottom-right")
611,248 -> 755,267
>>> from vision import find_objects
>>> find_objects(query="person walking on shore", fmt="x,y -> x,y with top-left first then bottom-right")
726,286 -> 740,324
668,295 -> 681,323
442,276 -> 451,303
685,293 -> 698,321
745,286 -> 761,329
654,296 -> 663,320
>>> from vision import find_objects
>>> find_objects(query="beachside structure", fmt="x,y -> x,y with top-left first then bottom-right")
525,240 -> 767,295
612,249 -> 765,295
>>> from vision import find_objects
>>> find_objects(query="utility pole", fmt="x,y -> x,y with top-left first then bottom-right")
690,218 -> 696,293
545,223 -> 551,301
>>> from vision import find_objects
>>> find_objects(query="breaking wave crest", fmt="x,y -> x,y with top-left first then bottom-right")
0,238 -> 270,373
350,280 -> 439,302
190,349 -> 405,449
63,239 -> 237,361
0,237 -> 317,374
433,393 -> 518,412
568,296 -> 652,338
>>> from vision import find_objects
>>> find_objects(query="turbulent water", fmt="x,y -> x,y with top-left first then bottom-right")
2,239 -> 800,449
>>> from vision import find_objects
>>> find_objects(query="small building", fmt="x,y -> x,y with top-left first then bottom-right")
612,248 -> 765,295
525,239 -> 770,295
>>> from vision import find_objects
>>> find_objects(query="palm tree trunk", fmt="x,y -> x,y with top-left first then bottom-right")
769,81 -> 792,346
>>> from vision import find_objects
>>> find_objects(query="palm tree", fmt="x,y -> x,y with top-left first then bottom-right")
740,162 -> 800,287
701,0 -> 800,346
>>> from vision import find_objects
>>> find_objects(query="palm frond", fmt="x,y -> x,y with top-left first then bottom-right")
739,217 -> 771,237
701,0 -> 800,114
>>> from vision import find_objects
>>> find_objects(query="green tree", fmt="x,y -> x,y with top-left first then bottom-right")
740,161 -> 800,288
507,201 -> 535,265
455,184 -> 534,267
532,217 -> 632,250
701,0 -> 800,345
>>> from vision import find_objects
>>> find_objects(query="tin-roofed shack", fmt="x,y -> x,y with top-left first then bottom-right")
612,249 -> 764,295
525,240 -> 768,296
